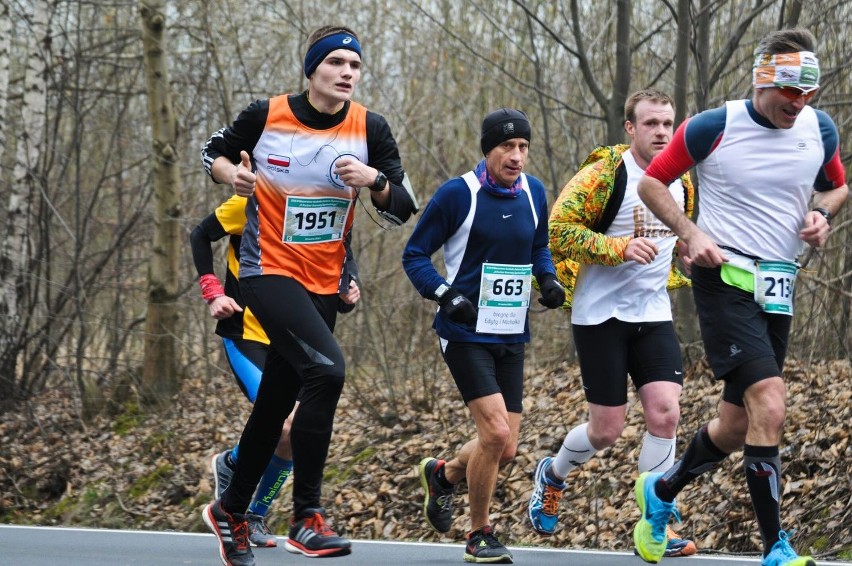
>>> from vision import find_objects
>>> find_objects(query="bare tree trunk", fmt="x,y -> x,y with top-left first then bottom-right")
673,0 -> 690,126
606,0 -> 631,144
0,1 -> 9,155
694,0 -> 711,111
0,0 -> 48,410
139,0 -> 182,408
671,0 -> 702,357
781,0 -> 803,27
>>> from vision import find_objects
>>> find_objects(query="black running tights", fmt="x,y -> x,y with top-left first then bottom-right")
222,275 -> 344,519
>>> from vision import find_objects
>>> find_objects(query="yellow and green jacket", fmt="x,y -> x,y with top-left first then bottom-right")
548,144 -> 695,310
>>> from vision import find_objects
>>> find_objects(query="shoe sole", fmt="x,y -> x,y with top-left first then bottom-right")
201,503 -> 230,566
249,537 -> 277,548
664,539 -> 697,557
211,452 -> 224,499
463,551 -> 513,563
527,457 -> 556,537
418,457 -> 450,533
284,539 -> 351,557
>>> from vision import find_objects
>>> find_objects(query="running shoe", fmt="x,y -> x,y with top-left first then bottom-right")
284,507 -> 352,557
761,531 -> 815,566
464,525 -> 513,564
527,456 -> 566,536
202,499 -> 255,566
245,513 -> 277,548
212,450 -> 235,499
633,472 -> 679,564
665,525 -> 697,557
419,456 -> 455,533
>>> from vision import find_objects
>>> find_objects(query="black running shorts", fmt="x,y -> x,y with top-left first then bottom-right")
691,264 -> 790,405
440,341 -> 525,413
571,318 -> 684,407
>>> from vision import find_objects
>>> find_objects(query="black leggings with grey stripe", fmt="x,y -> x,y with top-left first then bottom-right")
222,274 -> 343,519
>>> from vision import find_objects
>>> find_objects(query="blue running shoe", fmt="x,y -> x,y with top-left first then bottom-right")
633,472 -> 679,564
527,457 -> 566,536
761,531 -> 815,566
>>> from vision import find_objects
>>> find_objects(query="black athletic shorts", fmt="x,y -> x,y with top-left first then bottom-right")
572,318 -> 683,406
440,341 -> 525,413
691,264 -> 791,406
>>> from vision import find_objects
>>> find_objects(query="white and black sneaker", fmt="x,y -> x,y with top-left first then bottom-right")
284,507 -> 351,557
202,499 -> 255,566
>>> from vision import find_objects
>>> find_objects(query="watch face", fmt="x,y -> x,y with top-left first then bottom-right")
370,172 -> 387,191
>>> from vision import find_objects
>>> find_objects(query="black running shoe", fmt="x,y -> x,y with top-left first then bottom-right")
464,525 -> 513,564
245,513 -> 277,547
202,500 -> 255,566
211,450 -> 235,499
418,457 -> 455,533
284,507 -> 352,557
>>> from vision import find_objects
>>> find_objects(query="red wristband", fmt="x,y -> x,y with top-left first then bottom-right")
198,273 -> 225,303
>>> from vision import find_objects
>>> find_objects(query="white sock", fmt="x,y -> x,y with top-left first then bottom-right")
551,423 -> 596,479
638,431 -> 676,473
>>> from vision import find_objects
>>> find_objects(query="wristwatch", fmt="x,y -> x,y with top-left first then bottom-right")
434,283 -> 450,300
812,207 -> 832,224
369,171 -> 388,192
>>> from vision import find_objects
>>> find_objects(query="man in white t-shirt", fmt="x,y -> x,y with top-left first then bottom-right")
528,89 -> 697,558
632,28 -> 847,566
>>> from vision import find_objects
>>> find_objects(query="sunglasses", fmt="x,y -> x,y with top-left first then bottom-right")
776,86 -> 818,102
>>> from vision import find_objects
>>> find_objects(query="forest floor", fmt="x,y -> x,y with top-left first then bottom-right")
1,357 -> 850,560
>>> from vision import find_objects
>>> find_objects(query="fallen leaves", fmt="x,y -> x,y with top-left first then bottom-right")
0,358 -> 849,558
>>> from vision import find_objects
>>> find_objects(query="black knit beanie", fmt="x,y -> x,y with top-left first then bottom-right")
480,108 -> 531,155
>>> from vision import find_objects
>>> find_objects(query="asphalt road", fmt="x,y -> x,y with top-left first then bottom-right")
1,525 -> 849,565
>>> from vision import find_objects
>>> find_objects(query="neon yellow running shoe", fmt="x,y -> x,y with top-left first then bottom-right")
633,472 -> 679,564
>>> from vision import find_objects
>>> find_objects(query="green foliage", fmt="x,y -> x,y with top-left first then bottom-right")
112,402 -> 142,436
128,464 -> 174,499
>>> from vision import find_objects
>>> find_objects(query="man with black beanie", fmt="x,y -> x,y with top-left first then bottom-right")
403,108 -> 564,564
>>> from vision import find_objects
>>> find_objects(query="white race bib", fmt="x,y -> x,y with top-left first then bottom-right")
755,260 -> 797,316
283,196 -> 350,243
475,263 -> 532,334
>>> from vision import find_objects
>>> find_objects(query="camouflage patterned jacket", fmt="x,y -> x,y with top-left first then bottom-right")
548,144 -> 695,310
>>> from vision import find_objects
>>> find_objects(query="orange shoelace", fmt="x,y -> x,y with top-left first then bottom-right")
305,513 -> 338,536
232,518 -> 250,550
542,484 -> 564,515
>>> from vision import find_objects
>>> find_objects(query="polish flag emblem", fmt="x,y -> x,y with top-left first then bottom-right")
269,154 -> 290,167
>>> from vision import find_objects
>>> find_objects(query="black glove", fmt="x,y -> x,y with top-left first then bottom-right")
438,287 -> 478,326
537,273 -> 565,309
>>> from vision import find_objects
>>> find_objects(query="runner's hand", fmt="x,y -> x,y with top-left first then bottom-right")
438,287 -> 478,326
624,237 -> 659,265
233,151 -> 256,197
537,273 -> 565,309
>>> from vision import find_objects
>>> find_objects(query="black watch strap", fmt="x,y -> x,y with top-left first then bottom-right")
813,207 -> 832,224
369,171 -> 387,192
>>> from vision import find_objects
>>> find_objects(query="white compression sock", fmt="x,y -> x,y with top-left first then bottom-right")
638,431 -> 676,473
551,422 -> 596,479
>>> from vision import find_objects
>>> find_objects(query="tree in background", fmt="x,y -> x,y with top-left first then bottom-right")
139,0 -> 181,407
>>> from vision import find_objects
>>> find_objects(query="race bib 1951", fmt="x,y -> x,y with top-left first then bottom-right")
283,196 -> 350,244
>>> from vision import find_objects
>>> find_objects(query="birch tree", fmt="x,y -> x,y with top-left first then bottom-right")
0,0 -> 48,410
